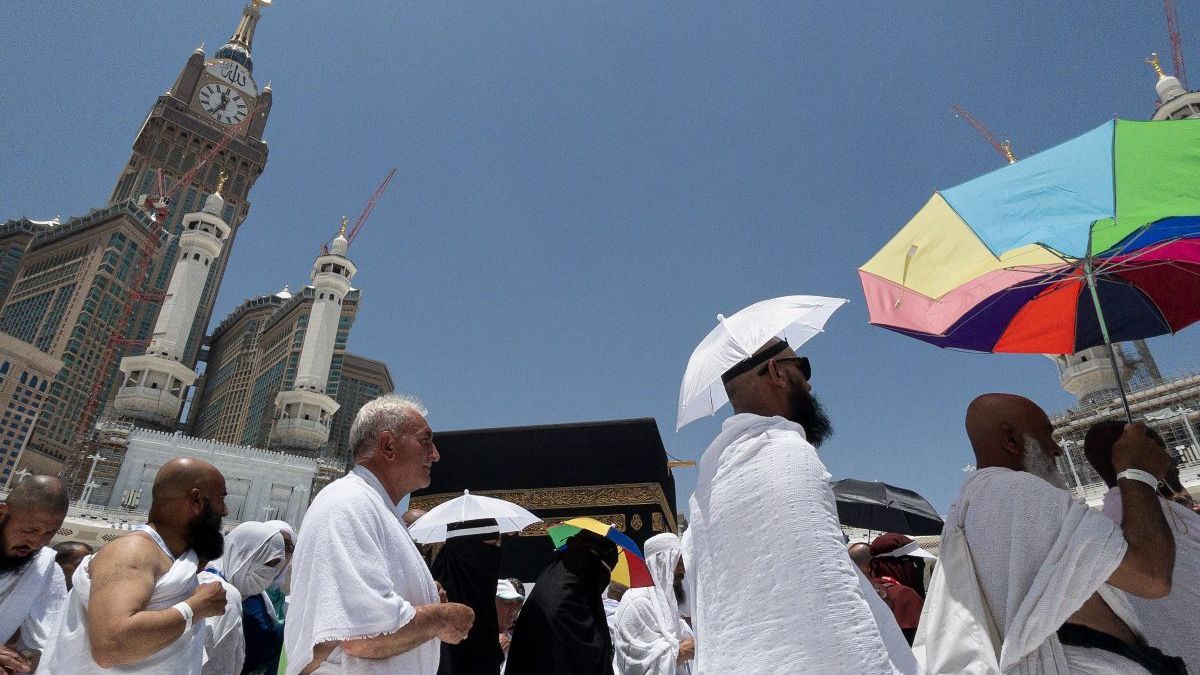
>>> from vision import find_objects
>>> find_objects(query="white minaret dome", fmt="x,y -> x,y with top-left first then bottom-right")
275,284 -> 292,299
203,172 -> 228,215
1157,75 -> 1186,102
1149,53 -> 1187,103
330,217 -> 350,255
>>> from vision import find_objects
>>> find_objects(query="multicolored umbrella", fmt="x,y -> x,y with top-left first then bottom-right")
860,119 -> 1200,417
547,517 -> 653,588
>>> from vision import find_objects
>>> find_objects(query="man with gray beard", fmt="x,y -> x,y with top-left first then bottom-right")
915,393 -> 1185,674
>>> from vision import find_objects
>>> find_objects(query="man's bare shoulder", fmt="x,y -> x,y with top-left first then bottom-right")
90,532 -> 169,576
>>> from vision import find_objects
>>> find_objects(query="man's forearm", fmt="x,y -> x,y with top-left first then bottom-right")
91,608 -> 187,667
341,604 -> 445,660
1119,478 -> 1175,596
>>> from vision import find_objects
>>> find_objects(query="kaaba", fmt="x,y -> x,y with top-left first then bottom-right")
411,417 -> 679,581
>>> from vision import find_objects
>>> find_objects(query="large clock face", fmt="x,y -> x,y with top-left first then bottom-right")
198,83 -> 249,125
206,61 -> 257,96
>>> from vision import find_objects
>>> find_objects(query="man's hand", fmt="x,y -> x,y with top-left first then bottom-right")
435,603 -> 475,644
435,581 -> 448,604
1112,423 -> 1173,481
498,633 -> 511,653
677,637 -> 695,663
0,646 -> 32,674
187,581 -> 227,620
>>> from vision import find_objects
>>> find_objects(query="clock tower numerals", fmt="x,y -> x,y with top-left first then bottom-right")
197,82 -> 250,126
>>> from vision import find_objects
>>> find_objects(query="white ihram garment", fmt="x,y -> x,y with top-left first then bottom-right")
40,526 -> 205,674
0,547 -> 66,653
685,413 -> 919,675
614,533 -> 691,675
283,465 -> 440,675
198,571 -> 245,675
1101,487 -> 1199,673
914,467 -> 1147,674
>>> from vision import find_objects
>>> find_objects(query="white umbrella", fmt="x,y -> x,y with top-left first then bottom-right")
676,295 -> 848,430
408,490 -> 542,543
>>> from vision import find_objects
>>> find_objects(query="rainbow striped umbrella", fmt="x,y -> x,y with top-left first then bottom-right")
547,517 -> 653,588
860,119 -> 1200,418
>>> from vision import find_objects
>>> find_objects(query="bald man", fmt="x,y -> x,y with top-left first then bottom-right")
0,475 -> 69,673
916,394 -> 1183,674
41,458 -> 229,674
684,338 -> 918,674
1085,420 -> 1199,673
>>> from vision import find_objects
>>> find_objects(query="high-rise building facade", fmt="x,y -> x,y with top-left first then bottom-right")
188,285 -> 360,451
110,1 -> 273,371
0,333 -> 63,486
0,203 -> 160,474
188,290 -> 290,441
327,353 -> 394,470
0,219 -> 56,307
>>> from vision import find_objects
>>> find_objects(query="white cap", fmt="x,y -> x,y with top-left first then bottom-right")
496,579 -> 524,600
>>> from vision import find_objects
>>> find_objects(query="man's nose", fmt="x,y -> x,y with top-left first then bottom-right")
429,443 -> 440,463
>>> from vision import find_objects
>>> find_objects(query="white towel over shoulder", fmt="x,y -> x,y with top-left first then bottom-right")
0,547 -> 66,654
685,413 -> 919,675
284,465 -> 440,675
916,467 -> 1139,674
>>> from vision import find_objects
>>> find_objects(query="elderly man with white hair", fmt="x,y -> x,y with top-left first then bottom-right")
614,533 -> 695,675
284,394 -> 475,674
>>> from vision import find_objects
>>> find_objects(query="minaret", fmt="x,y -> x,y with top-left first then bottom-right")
112,177 -> 233,428
1149,52 -> 1200,120
270,220 -> 358,455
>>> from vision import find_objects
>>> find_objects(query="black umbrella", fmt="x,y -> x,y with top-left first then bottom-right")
832,479 -> 944,537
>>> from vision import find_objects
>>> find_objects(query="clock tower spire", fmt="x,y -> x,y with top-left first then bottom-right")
107,1 -> 274,375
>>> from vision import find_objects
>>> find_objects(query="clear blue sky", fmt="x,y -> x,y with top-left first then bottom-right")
3,2 -> 1198,515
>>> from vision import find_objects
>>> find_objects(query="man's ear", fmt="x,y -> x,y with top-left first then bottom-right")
0,502 -> 8,519
378,431 -> 396,460
187,487 -> 204,513
998,422 -> 1022,457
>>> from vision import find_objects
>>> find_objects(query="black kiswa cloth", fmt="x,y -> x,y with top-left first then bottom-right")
432,519 -> 503,675
505,530 -> 618,675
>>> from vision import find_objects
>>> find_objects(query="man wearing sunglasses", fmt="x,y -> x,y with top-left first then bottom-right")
684,338 -> 918,674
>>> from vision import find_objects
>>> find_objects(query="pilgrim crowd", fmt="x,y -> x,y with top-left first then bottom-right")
2,336 -> 1199,674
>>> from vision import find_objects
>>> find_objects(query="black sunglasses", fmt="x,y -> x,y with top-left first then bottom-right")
758,356 -> 811,381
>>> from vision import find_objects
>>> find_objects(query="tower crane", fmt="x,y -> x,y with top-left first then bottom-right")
322,168 -> 397,255
1165,0 -> 1189,89
950,105 -> 1016,164
67,116 -> 253,496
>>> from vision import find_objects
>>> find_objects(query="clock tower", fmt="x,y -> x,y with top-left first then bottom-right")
109,0 -> 274,371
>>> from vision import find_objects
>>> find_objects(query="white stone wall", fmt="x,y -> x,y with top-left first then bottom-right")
107,428 -> 317,527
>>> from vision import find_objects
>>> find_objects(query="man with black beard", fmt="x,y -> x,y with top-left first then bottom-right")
683,338 -> 919,674
0,475 -> 69,674
40,457 -> 230,674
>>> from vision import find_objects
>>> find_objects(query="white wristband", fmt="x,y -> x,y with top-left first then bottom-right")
171,601 -> 193,631
1117,468 -> 1160,491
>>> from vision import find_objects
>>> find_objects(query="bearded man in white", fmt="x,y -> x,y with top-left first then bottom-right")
916,393 -> 1185,674
0,476 -> 69,674
614,533 -> 695,674
684,338 -> 919,674
284,394 -> 475,674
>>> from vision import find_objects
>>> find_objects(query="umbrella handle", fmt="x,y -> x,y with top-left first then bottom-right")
1083,258 -> 1134,423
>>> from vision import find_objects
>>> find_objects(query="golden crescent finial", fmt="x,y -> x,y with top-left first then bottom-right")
1148,53 -> 1167,79
216,171 -> 228,193
1002,140 -> 1015,164
339,216 -> 349,236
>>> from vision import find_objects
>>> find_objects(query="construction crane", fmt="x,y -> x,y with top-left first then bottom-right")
67,116 -> 253,496
1166,0 -> 1189,89
322,168 -> 397,255
950,105 -> 1016,164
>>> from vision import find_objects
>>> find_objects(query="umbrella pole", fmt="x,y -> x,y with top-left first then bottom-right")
1083,258 -> 1135,423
